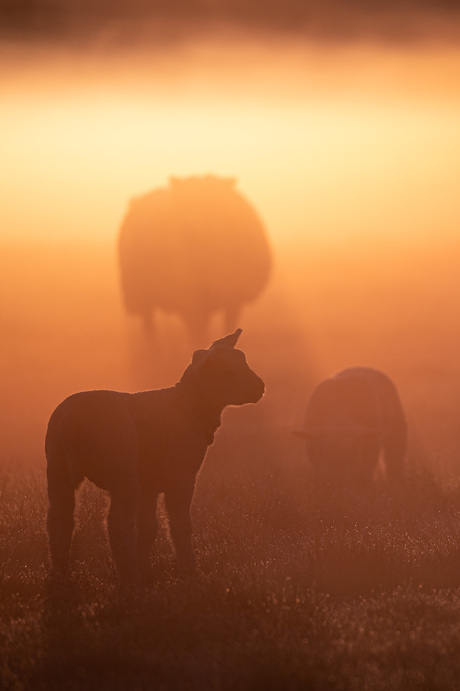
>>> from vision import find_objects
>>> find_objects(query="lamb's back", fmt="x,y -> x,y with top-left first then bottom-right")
45,390 -> 139,490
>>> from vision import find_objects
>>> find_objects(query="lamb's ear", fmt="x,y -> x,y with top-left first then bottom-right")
211,328 -> 242,349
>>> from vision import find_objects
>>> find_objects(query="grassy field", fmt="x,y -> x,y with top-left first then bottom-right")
2,240 -> 460,689
2,458 -> 460,690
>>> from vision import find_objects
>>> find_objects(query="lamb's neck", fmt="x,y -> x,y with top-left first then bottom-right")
175,374 -> 224,446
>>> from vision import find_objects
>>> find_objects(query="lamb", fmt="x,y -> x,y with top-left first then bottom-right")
45,329 -> 264,587
294,367 -> 407,486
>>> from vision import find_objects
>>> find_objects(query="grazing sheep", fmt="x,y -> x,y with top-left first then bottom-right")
45,329 -> 264,587
294,368 -> 407,486
118,175 -> 272,342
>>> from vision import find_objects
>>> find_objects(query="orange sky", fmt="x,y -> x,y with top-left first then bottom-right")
2,40 -> 460,252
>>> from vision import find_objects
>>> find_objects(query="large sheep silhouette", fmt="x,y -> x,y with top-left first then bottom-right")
45,329 -> 264,588
294,368 -> 407,486
118,175 -> 272,342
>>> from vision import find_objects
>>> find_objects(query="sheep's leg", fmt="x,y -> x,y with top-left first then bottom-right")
384,434 -> 407,484
184,310 -> 209,347
107,484 -> 140,588
143,309 -> 155,337
137,492 -> 158,577
380,384 -> 408,484
164,482 -> 196,572
354,440 -> 381,487
224,302 -> 241,334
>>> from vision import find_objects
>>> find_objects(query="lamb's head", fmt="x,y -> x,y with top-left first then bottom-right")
183,329 -> 265,407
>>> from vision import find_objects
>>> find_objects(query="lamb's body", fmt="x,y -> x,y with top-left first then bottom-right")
295,367 -> 407,486
45,330 -> 264,586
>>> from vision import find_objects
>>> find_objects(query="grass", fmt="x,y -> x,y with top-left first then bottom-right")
2,458 -> 460,690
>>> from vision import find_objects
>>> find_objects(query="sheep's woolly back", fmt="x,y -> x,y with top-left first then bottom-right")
118,176 -> 271,315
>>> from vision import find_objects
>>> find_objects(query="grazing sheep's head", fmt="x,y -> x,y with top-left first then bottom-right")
183,329 -> 265,407
293,424 -> 381,485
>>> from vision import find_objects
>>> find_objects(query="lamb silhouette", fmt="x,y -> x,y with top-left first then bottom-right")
45,329 -> 264,587
118,175 -> 272,343
294,367 -> 407,486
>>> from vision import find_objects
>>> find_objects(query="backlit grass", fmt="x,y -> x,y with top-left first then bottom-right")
2,459 -> 460,690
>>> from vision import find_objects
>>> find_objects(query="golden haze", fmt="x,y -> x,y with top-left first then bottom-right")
1,40 -> 460,472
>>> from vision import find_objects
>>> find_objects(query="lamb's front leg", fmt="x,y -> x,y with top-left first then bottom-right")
107,483 -> 140,589
164,480 -> 196,573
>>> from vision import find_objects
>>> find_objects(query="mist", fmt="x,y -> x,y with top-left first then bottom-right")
1,24 -> 460,480
3,13 -> 460,688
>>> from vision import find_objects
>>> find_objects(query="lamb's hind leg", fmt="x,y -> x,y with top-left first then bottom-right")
107,482 -> 140,588
137,492 -> 158,579
46,461 -> 77,579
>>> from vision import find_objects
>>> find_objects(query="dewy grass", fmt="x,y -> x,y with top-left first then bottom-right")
2,461 -> 460,689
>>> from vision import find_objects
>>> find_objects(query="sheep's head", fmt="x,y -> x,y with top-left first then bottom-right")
184,329 -> 265,407
293,424 -> 382,486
